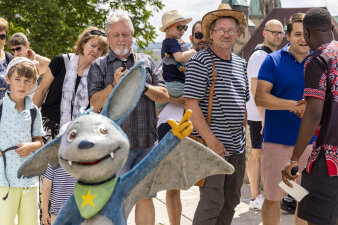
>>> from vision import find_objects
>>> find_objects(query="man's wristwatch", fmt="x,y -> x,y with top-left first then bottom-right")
143,83 -> 149,94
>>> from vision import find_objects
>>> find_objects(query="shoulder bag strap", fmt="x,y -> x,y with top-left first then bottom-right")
206,48 -> 217,126
63,53 -> 70,70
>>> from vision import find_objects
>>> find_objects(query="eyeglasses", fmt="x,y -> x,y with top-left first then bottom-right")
172,25 -> 188,32
0,34 -> 6,40
10,46 -> 22,53
194,32 -> 204,39
89,30 -> 107,37
265,29 -> 284,37
212,29 -> 237,36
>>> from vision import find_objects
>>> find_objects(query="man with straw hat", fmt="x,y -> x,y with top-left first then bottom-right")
184,3 -> 248,225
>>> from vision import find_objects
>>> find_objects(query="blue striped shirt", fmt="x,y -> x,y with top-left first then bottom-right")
44,164 -> 76,215
184,48 -> 249,155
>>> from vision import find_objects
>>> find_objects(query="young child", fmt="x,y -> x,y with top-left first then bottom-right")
158,10 -> 197,111
0,57 -> 45,225
42,164 -> 76,225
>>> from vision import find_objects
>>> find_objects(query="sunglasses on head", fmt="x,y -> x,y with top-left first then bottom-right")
194,32 -> 203,39
0,34 -> 6,40
10,46 -> 22,53
89,30 -> 107,37
172,25 -> 188,32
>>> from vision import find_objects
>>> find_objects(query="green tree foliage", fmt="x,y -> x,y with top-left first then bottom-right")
0,0 -> 164,59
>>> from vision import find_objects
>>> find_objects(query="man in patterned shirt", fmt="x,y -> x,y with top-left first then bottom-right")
282,8 -> 338,225
87,13 -> 168,225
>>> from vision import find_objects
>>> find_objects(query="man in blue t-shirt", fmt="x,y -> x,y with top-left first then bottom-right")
255,13 -> 315,225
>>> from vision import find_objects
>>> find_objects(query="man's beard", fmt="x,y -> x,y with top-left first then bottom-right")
194,42 -> 208,51
268,39 -> 281,48
113,48 -> 130,57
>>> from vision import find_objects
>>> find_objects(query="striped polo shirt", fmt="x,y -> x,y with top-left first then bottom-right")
184,48 -> 249,155
44,164 -> 76,215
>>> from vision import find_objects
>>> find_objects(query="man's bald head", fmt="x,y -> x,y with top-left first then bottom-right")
263,19 -> 284,50
265,19 -> 283,30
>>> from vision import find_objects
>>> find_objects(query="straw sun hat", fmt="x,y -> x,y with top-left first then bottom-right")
202,3 -> 247,43
160,10 -> 192,32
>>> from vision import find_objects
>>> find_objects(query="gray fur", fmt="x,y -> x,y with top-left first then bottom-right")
124,137 -> 235,217
59,114 -> 130,183
106,68 -> 144,122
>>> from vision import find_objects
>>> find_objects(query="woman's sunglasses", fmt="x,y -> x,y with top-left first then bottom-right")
0,34 -> 6,40
89,30 -> 107,37
194,32 -> 204,40
10,46 -> 22,53
171,25 -> 188,32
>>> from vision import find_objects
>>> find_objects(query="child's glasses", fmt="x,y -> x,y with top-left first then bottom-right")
0,34 -> 6,40
10,46 -> 22,53
172,25 -> 188,32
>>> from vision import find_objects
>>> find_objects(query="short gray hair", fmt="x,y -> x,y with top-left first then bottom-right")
105,14 -> 134,35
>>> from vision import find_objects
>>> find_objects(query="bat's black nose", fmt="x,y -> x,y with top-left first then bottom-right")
78,140 -> 95,149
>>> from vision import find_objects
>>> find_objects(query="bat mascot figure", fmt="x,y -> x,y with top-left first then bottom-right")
18,61 -> 235,225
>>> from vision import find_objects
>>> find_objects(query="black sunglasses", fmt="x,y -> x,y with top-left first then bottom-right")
194,32 -> 203,39
0,34 -> 6,40
174,25 -> 188,32
10,46 -> 22,53
89,30 -> 107,37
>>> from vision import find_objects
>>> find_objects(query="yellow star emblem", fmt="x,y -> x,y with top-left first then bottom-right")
81,189 -> 97,208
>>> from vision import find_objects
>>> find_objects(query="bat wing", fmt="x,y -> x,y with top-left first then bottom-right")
18,136 -> 61,178
123,137 -> 234,218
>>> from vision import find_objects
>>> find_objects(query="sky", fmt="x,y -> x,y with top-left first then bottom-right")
142,0 -> 338,43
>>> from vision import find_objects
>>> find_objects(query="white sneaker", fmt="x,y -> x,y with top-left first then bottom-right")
249,194 -> 264,210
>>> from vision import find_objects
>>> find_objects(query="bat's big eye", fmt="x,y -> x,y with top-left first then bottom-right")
99,127 -> 108,135
68,130 -> 77,142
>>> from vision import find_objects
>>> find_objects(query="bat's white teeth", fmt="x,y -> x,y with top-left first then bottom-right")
110,152 -> 114,158
68,161 -> 72,166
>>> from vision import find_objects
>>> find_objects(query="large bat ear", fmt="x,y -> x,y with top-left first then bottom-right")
18,135 -> 62,178
100,61 -> 146,125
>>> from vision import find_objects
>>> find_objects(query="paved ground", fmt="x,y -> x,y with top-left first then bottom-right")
127,184 -> 294,225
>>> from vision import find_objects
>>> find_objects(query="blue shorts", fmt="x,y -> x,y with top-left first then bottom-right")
117,147 -> 156,198
247,120 -> 262,149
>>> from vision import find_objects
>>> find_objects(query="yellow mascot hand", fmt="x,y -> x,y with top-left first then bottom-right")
167,109 -> 193,140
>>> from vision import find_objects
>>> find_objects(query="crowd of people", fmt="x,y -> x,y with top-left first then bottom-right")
0,3 -> 336,225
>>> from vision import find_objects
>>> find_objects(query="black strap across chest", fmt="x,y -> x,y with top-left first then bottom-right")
0,103 -> 37,199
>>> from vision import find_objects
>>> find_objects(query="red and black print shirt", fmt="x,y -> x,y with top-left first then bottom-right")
303,40 -> 338,176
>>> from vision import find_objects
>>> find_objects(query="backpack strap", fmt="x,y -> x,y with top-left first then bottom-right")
0,102 -> 2,121
30,107 -> 37,138
250,45 -> 273,56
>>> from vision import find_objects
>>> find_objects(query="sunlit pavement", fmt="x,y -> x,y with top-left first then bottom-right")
128,184 -> 294,225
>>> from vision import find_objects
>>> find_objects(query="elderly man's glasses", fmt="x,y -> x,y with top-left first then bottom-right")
89,30 -> 107,37
213,29 -> 237,36
171,25 -> 188,32
0,34 -> 6,40
194,32 -> 204,39
265,29 -> 284,37
10,46 -> 22,53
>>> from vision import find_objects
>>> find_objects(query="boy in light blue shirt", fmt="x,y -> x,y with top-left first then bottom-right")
0,57 -> 45,225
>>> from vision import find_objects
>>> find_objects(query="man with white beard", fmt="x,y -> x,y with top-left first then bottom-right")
87,13 -> 169,225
